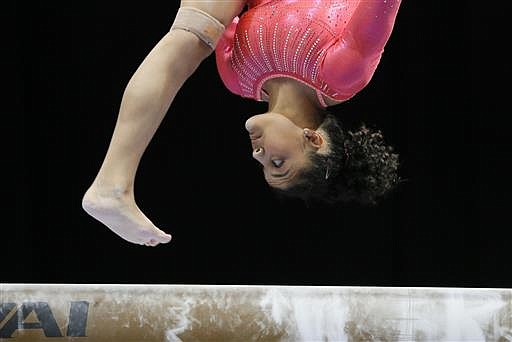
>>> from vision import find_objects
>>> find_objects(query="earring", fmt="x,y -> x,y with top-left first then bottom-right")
325,166 -> 330,180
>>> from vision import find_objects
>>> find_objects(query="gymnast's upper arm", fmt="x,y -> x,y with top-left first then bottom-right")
320,35 -> 370,97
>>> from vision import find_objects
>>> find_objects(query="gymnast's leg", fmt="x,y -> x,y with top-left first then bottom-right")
82,30 -> 211,247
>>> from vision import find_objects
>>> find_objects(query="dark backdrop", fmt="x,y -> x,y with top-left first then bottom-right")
7,1 -> 511,287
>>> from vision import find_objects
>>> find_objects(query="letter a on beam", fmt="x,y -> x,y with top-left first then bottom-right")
0,302 -> 62,338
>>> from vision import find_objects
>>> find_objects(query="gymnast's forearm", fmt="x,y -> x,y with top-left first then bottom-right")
95,30 -> 211,188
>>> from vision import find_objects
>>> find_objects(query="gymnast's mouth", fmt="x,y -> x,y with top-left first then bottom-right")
245,117 -> 262,137
247,127 -> 263,147
250,136 -> 262,150
245,117 -> 264,148
249,132 -> 262,140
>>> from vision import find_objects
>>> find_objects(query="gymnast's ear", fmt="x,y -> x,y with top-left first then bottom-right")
303,129 -> 324,149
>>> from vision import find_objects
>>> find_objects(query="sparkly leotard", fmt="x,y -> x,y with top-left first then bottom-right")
215,0 -> 401,107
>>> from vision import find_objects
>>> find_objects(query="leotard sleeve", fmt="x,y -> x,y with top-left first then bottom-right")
320,0 -> 402,101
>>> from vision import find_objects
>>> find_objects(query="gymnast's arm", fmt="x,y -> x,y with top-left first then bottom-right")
320,0 -> 402,99
342,0 -> 402,58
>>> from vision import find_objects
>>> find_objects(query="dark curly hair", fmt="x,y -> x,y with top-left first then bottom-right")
272,113 -> 402,206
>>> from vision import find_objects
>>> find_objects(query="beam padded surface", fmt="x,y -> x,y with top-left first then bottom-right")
1,284 -> 511,341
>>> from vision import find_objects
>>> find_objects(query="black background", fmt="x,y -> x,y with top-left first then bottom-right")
7,1 -> 511,287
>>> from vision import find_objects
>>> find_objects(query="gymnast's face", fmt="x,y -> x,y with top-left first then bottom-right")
245,113 -> 323,189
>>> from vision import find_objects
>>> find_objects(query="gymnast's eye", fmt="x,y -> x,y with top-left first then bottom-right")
271,159 -> 284,168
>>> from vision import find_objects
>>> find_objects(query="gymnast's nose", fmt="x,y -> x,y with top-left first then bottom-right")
252,146 -> 265,163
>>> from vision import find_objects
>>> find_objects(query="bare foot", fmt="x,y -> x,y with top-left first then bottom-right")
81,184 -> 172,247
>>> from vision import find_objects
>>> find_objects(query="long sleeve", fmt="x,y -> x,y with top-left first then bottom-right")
320,0 -> 402,100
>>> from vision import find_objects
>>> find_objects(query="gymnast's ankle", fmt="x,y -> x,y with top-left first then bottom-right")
83,180 -> 134,202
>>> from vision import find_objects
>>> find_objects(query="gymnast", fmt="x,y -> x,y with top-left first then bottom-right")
82,0 -> 403,246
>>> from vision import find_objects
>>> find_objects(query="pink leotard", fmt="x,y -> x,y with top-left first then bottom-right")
215,0 -> 401,107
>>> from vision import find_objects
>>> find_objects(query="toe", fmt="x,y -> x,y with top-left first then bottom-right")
159,233 -> 172,243
153,228 -> 172,243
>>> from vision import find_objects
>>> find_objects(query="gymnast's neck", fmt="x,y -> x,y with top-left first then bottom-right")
263,78 -> 326,129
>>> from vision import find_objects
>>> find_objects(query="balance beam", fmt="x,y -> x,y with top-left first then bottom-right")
1,284 -> 511,341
